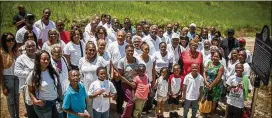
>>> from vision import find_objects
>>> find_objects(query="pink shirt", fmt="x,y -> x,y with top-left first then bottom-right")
180,50 -> 203,77
133,74 -> 149,100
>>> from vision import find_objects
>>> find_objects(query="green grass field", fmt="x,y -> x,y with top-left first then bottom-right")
0,1 -> 271,36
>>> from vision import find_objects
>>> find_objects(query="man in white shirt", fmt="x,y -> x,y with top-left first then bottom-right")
103,15 -> 116,42
83,20 -> 97,42
34,8 -> 56,46
106,30 -> 127,114
208,26 -> 216,40
167,33 -> 184,64
173,22 -> 180,36
158,25 -> 170,44
143,25 -> 161,55
163,23 -> 174,39
15,13 -> 41,48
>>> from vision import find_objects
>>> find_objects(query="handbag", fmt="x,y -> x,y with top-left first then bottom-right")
199,91 -> 212,113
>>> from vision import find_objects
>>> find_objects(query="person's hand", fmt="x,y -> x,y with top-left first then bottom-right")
34,100 -> 44,107
3,88 -> 8,96
181,95 -> 185,101
78,112 -> 90,118
96,89 -> 105,95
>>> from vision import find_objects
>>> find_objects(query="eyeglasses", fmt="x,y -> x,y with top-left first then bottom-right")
6,38 -> 15,42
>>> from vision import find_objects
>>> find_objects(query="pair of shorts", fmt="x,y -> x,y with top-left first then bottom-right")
168,95 -> 180,105
155,94 -> 167,102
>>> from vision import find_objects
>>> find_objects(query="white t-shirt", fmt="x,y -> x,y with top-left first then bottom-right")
83,32 -> 96,43
143,35 -> 161,55
88,79 -> 117,112
152,51 -> 174,73
103,23 -> 117,42
34,19 -> 56,43
136,55 -> 155,83
170,77 -> 182,95
158,36 -> 170,44
107,41 -> 127,68
42,40 -> 65,54
15,26 -> 41,43
78,56 -> 108,92
226,60 -> 239,77
226,75 -> 245,108
233,62 -> 253,90
183,73 -> 204,100
26,70 -> 58,101
167,44 -> 184,64
63,40 -> 85,66
156,76 -> 168,97
84,23 -> 91,34
134,49 -> 142,57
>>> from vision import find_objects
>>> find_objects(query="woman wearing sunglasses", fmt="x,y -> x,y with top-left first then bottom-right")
0,32 -> 19,118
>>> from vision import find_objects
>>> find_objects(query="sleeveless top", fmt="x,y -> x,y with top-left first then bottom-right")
0,49 -> 15,69
205,61 -> 222,83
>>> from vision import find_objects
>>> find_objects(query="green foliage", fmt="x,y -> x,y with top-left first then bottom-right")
1,1 -> 271,36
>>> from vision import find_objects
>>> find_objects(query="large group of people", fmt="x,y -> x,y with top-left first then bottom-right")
0,5 -> 254,118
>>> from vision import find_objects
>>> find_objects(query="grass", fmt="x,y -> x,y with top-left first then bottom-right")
0,1 -> 271,37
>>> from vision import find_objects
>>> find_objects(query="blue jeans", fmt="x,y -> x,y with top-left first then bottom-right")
93,109 -> 109,118
4,75 -> 19,118
183,99 -> 198,118
33,100 -> 58,118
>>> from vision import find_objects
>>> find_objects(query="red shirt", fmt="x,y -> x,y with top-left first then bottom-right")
180,50 -> 203,77
60,31 -> 70,44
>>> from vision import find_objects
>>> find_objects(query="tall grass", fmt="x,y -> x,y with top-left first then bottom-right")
0,1 -> 271,36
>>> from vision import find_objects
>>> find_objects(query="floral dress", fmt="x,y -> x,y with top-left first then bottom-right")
205,61 -> 223,102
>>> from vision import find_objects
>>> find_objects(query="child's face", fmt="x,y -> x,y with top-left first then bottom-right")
235,64 -> 244,75
191,64 -> 198,75
173,66 -> 181,76
161,69 -> 168,77
98,69 -> 107,80
138,68 -> 146,77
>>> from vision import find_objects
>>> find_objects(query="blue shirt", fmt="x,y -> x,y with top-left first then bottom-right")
187,32 -> 196,40
62,82 -> 87,118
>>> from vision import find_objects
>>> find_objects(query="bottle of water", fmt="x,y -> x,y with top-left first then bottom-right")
56,101 -> 63,113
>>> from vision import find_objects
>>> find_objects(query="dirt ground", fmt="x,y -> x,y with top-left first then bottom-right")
1,37 -> 271,118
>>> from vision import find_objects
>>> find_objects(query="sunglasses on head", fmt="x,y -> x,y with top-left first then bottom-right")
6,38 -> 15,42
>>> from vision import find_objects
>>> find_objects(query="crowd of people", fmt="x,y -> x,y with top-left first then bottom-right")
0,5 -> 254,118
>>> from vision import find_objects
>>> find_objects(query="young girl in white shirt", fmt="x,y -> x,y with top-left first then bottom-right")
154,67 -> 169,118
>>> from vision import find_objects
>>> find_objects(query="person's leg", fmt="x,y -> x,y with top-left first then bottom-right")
191,100 -> 198,118
93,109 -> 102,118
14,77 -> 20,118
121,83 -> 134,118
156,100 -> 161,115
4,76 -> 16,118
86,98 -> 93,117
101,110 -> 109,118
25,103 -> 39,118
113,80 -> 124,114
232,106 -> 243,118
133,98 -> 141,118
183,99 -> 191,118
226,104 -> 234,118
160,101 -> 165,116
33,102 -> 53,118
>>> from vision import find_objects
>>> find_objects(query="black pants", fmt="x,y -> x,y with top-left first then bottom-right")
112,80 -> 124,114
25,103 -> 39,118
226,104 -> 243,118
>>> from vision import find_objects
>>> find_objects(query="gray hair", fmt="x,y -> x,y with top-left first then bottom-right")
25,40 -> 36,46
132,36 -> 142,42
51,44 -> 62,54
150,25 -> 158,30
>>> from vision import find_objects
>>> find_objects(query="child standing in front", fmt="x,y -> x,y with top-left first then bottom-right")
226,63 -> 249,118
168,64 -> 183,118
154,67 -> 169,118
182,63 -> 204,118
88,67 -> 117,118
132,64 -> 150,118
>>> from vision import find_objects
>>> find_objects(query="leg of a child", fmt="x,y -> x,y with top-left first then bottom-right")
191,100 -> 198,118
156,101 -> 161,115
226,105 -> 234,118
133,98 -> 145,118
232,106 -> 243,118
161,101 -> 165,115
183,99 -> 191,118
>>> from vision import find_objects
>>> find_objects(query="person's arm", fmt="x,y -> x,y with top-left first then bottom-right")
209,66 -> 224,88
178,54 -> 183,72
198,86 -> 203,101
14,58 -> 31,78
13,16 -> 25,26
0,54 -> 7,96
182,85 -> 187,100
64,55 -> 71,67
118,73 -> 136,88
151,61 -> 156,88
28,85 -> 45,107
168,77 -> 173,96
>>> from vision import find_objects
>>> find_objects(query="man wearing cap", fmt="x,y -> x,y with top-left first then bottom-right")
238,38 -> 252,63
15,13 -> 42,49
167,33 -> 184,64
13,5 -> 28,31
187,23 -> 197,40
220,28 -> 239,62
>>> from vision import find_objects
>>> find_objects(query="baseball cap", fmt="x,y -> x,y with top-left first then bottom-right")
172,33 -> 180,40
25,13 -> 35,20
189,23 -> 196,28
239,38 -> 246,44
227,29 -> 235,34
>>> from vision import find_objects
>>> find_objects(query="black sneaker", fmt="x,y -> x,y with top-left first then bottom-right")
169,112 -> 174,118
174,112 -> 179,118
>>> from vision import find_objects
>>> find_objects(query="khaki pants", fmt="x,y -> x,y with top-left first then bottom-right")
133,98 -> 146,118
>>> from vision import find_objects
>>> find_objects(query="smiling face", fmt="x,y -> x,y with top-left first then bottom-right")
48,30 -> 58,41
126,46 -> 134,57
40,52 -> 50,69
52,47 -> 63,61
69,70 -> 80,86
97,69 -> 107,80
86,43 -> 97,59
43,9 -> 51,20
25,41 -> 36,55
